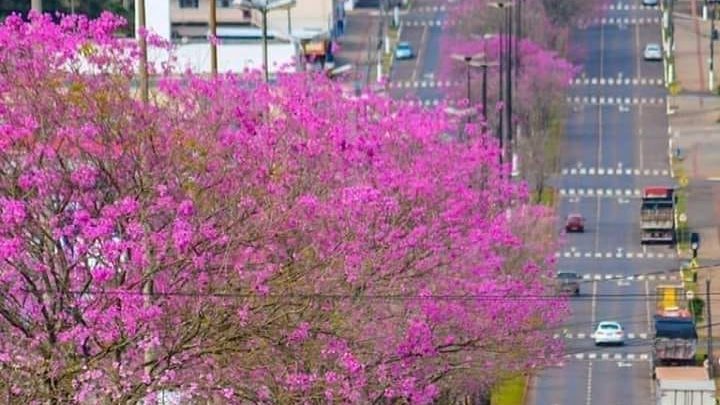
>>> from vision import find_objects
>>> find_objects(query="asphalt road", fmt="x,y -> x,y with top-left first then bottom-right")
528,3 -> 677,405
384,2 -> 676,402
389,0 -> 447,105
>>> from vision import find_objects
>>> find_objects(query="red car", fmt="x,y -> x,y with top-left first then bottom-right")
565,214 -> 585,233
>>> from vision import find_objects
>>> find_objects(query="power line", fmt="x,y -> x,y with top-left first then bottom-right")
17,288 -> 720,302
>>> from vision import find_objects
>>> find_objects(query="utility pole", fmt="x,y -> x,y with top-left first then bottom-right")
137,0 -> 149,102
711,2 -> 717,91
210,0 -> 218,75
30,0 -> 42,11
505,4 -> 513,166
708,278 -> 714,377
262,8 -> 269,82
497,25 -> 504,163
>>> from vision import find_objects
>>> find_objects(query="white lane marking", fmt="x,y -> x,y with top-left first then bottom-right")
586,360 -> 593,405
645,280 -> 652,331
411,25 -> 428,83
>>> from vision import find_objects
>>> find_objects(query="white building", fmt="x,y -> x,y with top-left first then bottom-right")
142,1 -> 340,74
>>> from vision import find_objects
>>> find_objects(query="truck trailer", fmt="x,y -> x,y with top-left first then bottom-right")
641,187 -> 676,244
655,367 -> 716,405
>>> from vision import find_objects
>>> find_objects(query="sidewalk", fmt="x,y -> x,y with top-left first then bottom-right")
670,2 -> 720,261
671,0 -> 720,379
334,9 -> 381,87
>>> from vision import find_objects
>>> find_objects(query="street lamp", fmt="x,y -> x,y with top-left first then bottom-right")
450,53 -> 498,126
489,1 -> 514,166
450,53 -> 485,103
474,59 -> 499,126
232,0 -> 296,82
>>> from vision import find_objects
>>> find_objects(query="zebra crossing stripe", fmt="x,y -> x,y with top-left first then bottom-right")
561,167 -> 670,177
557,252 -> 677,260
565,352 -> 651,361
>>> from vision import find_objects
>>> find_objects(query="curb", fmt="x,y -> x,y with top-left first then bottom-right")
522,373 -> 532,405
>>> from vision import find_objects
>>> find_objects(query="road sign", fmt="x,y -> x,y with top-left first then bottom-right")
691,232 -> 700,249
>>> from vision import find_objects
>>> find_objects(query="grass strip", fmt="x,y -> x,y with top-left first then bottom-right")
491,375 -> 526,405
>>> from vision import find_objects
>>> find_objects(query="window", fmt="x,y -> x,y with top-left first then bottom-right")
219,0 -> 232,6
242,9 -> 251,19
179,0 -> 199,8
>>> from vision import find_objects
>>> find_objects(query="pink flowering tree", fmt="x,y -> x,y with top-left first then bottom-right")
439,35 -> 577,201
0,12 -> 566,403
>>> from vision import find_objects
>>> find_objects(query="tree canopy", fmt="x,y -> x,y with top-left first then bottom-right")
0,12 -> 565,403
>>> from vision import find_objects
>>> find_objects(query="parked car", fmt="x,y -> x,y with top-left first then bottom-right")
556,271 -> 581,296
395,42 -> 414,60
644,43 -> 663,61
642,0 -> 659,6
594,321 -> 625,346
565,213 -> 585,233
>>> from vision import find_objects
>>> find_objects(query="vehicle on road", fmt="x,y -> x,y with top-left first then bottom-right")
594,321 -> 625,346
652,316 -> 697,370
394,42 -> 414,60
564,213 -> 585,233
655,367 -> 716,405
555,271 -> 581,296
640,187 -> 676,244
642,0 -> 659,6
643,43 -> 663,61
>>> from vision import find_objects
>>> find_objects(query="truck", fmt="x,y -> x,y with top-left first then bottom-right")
641,187 -> 676,244
653,285 -> 697,372
653,316 -> 697,369
656,285 -> 691,318
655,367 -> 716,405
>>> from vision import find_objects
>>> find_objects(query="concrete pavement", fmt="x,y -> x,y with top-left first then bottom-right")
669,6 -> 720,262
667,0 -> 720,380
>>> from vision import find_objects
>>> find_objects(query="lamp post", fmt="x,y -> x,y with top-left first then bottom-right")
136,0 -> 149,102
489,1 -> 514,167
451,53 -> 485,104
210,0 -> 218,75
232,0 -> 296,82
477,60 -> 499,126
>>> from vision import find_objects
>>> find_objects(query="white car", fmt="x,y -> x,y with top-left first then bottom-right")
594,321 -> 625,346
643,43 -> 663,61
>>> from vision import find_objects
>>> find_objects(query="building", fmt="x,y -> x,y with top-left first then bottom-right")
170,0 -> 252,39
144,1 -> 342,74
164,0 -> 345,41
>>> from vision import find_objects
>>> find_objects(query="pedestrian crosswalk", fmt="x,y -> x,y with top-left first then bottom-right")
554,332 -> 649,340
412,5 -> 447,13
389,79 -> 464,89
566,96 -> 665,105
573,273 -> 678,281
602,3 -> 659,10
561,167 -> 669,177
569,77 -> 664,86
555,250 -> 677,259
400,98 -> 463,107
577,16 -> 661,27
559,188 -> 642,198
563,352 -> 650,361
400,19 -> 456,28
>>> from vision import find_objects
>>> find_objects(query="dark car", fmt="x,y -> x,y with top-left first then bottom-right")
565,214 -> 585,233
556,271 -> 581,296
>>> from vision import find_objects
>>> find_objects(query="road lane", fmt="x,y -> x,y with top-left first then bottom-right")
531,1 -> 677,403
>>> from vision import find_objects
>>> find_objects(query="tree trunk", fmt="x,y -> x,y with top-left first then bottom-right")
123,0 -> 132,11
31,0 -> 42,11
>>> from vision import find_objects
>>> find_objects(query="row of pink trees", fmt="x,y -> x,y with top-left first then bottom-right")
0,13 -> 565,403
439,0 -> 609,202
